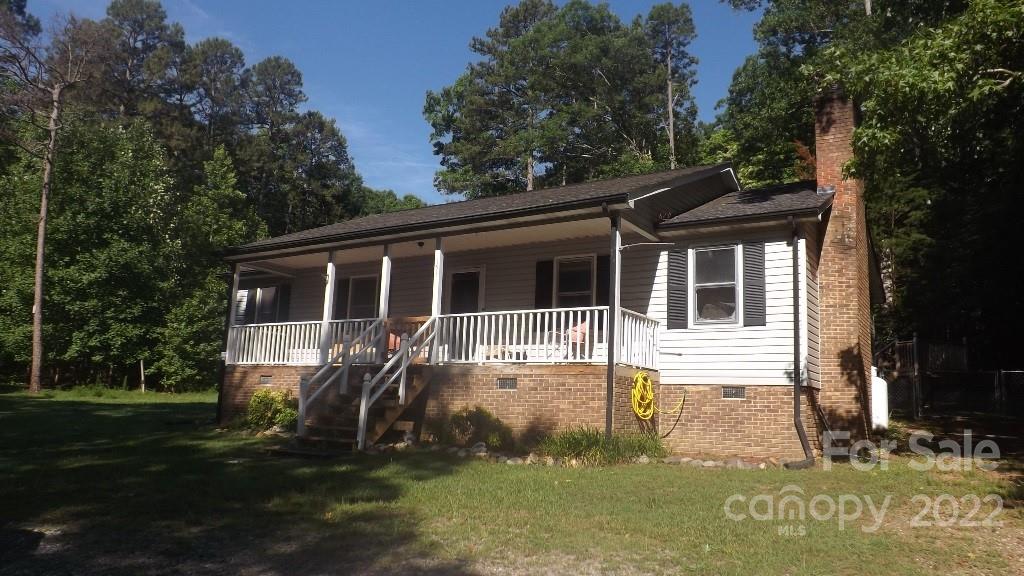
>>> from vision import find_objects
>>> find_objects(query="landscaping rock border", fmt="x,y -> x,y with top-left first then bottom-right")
362,441 -> 777,470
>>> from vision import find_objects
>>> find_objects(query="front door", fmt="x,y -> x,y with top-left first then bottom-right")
449,270 -> 482,314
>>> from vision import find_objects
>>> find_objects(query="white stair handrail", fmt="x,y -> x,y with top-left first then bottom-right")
356,317 -> 435,450
297,318 -> 383,436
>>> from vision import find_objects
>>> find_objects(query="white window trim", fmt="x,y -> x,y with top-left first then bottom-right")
688,243 -> 743,328
553,254 -> 597,308
444,266 -> 486,313
346,274 -> 379,320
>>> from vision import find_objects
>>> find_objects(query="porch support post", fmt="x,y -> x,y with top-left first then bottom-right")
319,250 -> 337,364
217,263 -> 241,424
606,213 -> 621,437
378,245 -> 392,320
430,237 -> 444,363
224,264 -> 241,363
377,245 -> 392,362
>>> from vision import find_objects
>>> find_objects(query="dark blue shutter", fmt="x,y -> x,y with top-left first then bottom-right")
743,242 -> 766,327
276,284 -> 291,322
535,261 -> 553,309
595,255 -> 610,306
667,249 -> 688,329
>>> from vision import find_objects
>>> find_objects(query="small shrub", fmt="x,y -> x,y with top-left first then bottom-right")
246,389 -> 298,430
539,427 -> 667,465
880,419 -> 912,452
431,406 -> 514,450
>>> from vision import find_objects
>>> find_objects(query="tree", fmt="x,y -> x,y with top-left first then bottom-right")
644,3 -> 697,169
153,146 -> 264,391
822,0 -> 1023,365
425,0 -> 691,199
185,37 -> 245,148
243,56 -> 305,138
1,11 -> 102,392
355,186 -> 427,215
98,0 -> 185,116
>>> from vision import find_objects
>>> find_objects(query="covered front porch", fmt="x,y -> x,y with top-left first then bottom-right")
223,215 -> 661,449
224,216 -> 660,372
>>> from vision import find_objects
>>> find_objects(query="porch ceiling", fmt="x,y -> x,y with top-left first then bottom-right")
241,217 -> 615,272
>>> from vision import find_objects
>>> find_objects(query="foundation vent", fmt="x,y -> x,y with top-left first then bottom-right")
496,377 -> 517,390
259,375 -> 273,386
722,386 -> 746,400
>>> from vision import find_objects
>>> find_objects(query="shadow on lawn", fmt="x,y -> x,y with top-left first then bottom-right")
0,393 -> 478,575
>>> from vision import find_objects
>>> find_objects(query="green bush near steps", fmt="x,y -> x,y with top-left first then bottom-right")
246,389 -> 298,430
538,427 -> 667,465
428,406 -> 515,450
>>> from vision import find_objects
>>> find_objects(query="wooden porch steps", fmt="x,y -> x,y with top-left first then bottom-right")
300,367 -> 432,451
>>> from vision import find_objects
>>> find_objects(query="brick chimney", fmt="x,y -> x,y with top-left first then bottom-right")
815,90 -> 872,438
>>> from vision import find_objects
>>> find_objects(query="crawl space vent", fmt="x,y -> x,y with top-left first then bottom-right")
722,386 -> 746,399
496,377 -> 517,390
259,375 -> 273,386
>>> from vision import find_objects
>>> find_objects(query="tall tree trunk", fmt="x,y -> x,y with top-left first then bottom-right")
526,155 -> 535,191
30,86 -> 63,394
667,48 -> 676,170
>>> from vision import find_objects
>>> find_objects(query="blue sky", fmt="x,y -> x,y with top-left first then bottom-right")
33,1 -> 761,203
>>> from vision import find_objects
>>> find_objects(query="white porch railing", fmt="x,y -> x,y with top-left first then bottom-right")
226,321 -> 321,365
619,309 -> 659,370
227,308 -> 660,370
226,319 -> 376,365
435,306 -> 610,364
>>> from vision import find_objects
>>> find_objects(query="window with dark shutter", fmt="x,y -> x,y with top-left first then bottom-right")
535,260 -> 553,309
742,241 -> 766,326
667,249 -> 688,329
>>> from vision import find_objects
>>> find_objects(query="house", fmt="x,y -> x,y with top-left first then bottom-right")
219,92 -> 878,460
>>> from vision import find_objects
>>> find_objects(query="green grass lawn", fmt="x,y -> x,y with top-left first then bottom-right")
0,389 -> 1020,575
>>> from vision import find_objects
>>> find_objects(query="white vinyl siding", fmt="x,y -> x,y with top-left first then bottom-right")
242,229 -> 812,386
651,237 -> 802,386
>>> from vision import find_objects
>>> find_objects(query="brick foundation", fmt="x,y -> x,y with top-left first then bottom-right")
658,385 -> 822,460
423,364 -> 653,441
220,365 -> 315,423
221,364 -> 829,460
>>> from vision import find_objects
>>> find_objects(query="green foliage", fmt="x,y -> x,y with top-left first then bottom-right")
0,118 -> 176,378
355,186 -> 427,216
425,0 -> 699,199
245,388 -> 298,430
538,427 -> 667,465
430,406 -> 515,450
715,0 -> 1021,365
822,0 -> 1024,364
0,1 -> 426,388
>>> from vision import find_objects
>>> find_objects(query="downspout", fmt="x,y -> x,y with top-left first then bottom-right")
784,217 -> 815,470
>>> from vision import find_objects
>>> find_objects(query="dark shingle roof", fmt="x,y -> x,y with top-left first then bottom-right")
232,164 -> 729,255
658,181 -> 832,228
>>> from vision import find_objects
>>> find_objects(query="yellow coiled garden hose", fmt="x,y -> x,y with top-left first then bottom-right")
630,370 -> 685,424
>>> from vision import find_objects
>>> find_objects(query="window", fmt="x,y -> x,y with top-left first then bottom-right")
347,276 -> 378,319
239,285 -> 289,324
555,256 -> 594,308
693,246 -> 738,324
